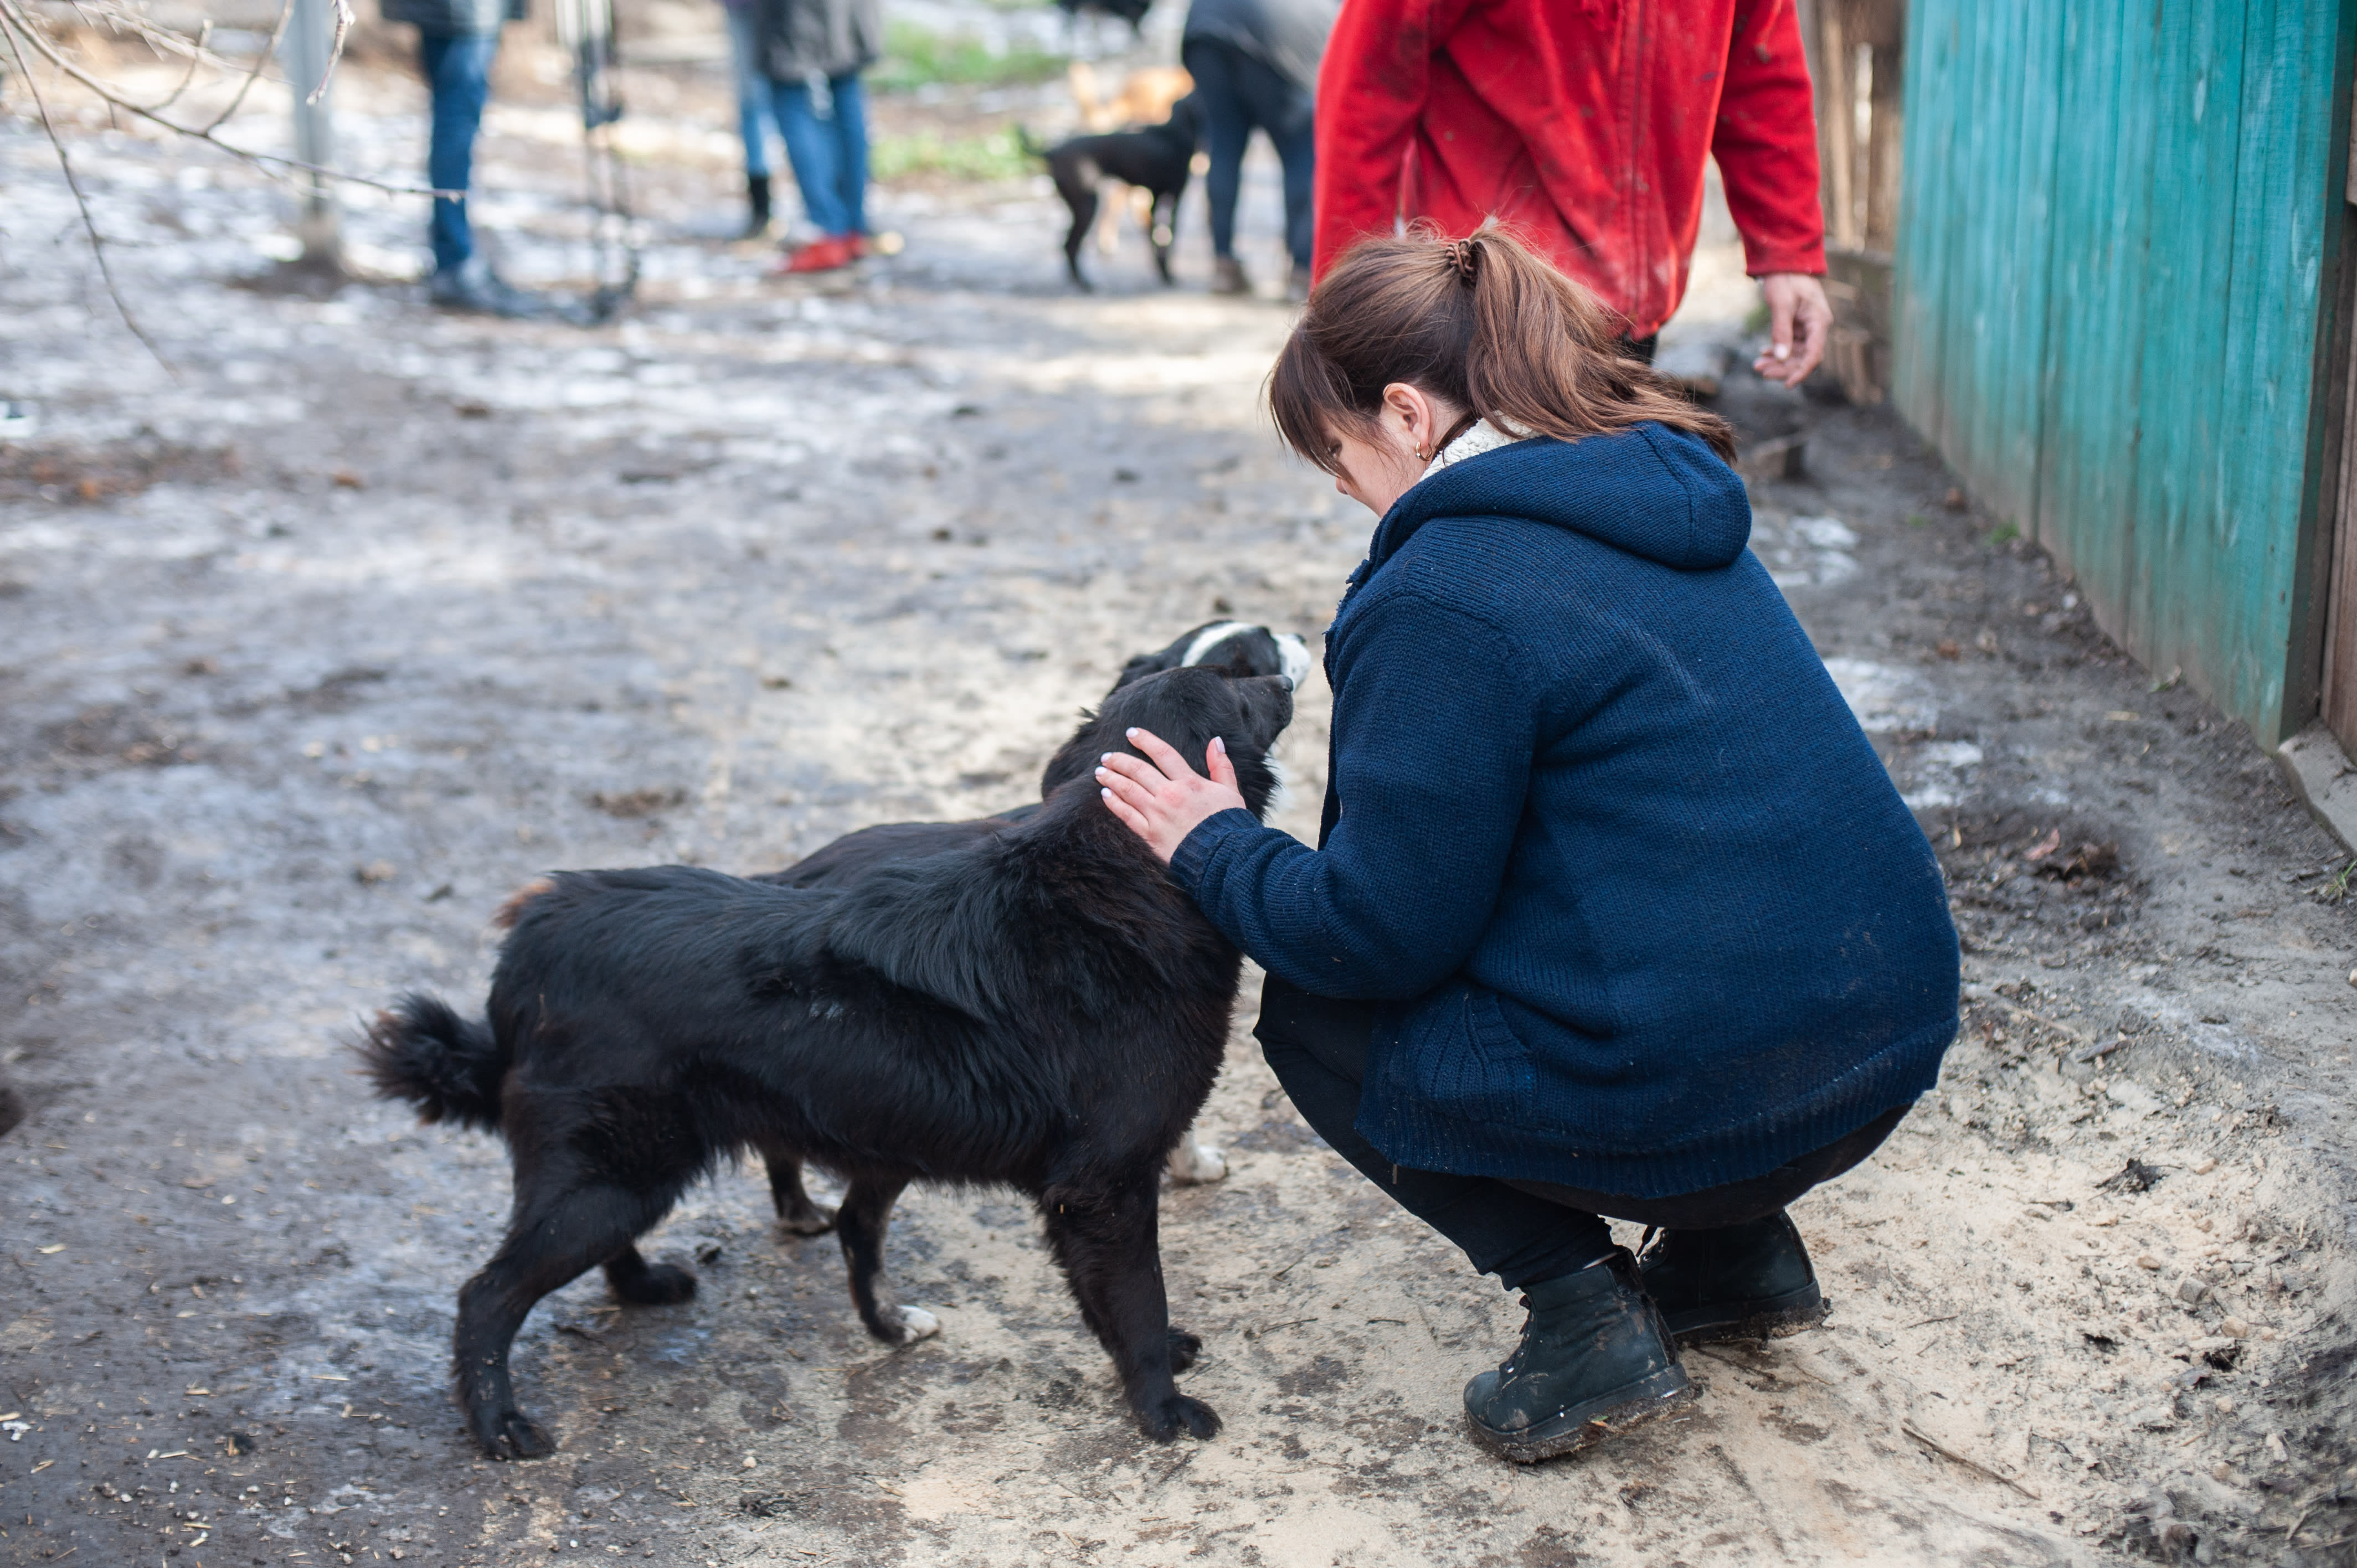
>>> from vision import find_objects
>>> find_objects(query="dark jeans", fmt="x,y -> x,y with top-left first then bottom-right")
770,72 -> 867,238
1254,975 -> 1909,1291
418,29 -> 502,274
1181,37 -> 1315,272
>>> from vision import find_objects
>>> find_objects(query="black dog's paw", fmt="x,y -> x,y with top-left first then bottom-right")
1138,1392 -> 1221,1442
612,1263 -> 697,1306
475,1411 -> 555,1461
1166,1327 -> 1201,1373
774,1204 -> 838,1238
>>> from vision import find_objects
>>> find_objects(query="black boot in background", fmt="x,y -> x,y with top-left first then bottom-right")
1462,1248 -> 1693,1462
744,173 -> 774,239
1638,1210 -> 1828,1344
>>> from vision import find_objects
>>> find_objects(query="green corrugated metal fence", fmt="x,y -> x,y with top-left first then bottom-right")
1893,0 -> 2357,744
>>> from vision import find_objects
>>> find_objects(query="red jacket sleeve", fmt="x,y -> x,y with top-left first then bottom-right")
1311,0 -> 1449,280
1710,0 -> 1826,276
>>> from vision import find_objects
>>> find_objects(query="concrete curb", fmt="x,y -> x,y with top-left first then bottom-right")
2277,722 -> 2357,856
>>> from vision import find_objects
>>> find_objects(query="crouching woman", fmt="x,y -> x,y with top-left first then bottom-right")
1097,228 -> 1959,1462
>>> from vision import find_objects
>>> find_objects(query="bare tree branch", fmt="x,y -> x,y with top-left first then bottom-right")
0,0 -> 456,197
197,0 -> 294,133
0,13 -> 173,371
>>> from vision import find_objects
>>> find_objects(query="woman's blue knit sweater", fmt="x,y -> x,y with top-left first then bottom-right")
1170,424 -> 1958,1198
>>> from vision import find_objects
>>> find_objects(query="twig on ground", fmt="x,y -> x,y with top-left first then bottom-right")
2070,1035 -> 2129,1064
0,14 -> 171,370
1995,1000 -> 2088,1045
1901,1420 -> 2041,1500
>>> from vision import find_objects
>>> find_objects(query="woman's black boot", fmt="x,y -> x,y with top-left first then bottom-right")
744,173 -> 774,239
1462,1248 -> 1694,1462
1636,1210 -> 1828,1344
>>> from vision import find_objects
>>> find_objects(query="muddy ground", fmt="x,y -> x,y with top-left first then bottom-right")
5,20 -> 2357,1568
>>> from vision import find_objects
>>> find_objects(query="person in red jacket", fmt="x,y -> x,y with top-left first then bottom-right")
1312,0 -> 1832,386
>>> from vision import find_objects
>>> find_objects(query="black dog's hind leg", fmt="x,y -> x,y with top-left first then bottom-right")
756,1142 -> 838,1236
1062,176 -> 1099,290
836,1176 -> 938,1345
1150,190 -> 1177,285
1040,1175 -> 1218,1441
602,1244 -> 696,1306
454,1180 -> 677,1459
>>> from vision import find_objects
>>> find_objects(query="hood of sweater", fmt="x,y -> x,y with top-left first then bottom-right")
1361,422 -> 1752,581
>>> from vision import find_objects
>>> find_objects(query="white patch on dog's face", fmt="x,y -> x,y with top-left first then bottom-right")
1273,632 -> 1311,690
1180,621 -> 1257,671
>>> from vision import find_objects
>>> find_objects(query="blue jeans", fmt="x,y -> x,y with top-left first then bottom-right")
769,72 -> 867,238
418,30 -> 502,274
723,6 -> 775,178
1181,37 -> 1315,271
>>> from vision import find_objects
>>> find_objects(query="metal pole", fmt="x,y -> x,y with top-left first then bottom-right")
280,0 -> 343,269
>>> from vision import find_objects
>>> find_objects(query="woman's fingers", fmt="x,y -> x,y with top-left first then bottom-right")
1205,734 -> 1236,789
1124,726 -> 1197,781
1100,786 -> 1150,837
1096,750 -> 1167,790
1097,765 -> 1155,811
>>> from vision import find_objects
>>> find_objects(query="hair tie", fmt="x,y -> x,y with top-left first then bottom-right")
1446,238 -> 1478,288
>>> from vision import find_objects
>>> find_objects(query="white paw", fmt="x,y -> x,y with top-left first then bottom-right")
893,1306 -> 941,1342
1167,1133 -> 1228,1185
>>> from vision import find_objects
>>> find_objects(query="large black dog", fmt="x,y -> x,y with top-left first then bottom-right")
362,665 -> 1292,1458
1031,95 -> 1203,290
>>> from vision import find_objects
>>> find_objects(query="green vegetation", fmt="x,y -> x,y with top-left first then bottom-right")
1986,518 -> 2020,546
869,126 -> 1035,183
1905,512 -> 1931,528
871,21 -> 1066,92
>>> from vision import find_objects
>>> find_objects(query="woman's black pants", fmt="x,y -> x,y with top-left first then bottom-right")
1254,976 -> 1908,1292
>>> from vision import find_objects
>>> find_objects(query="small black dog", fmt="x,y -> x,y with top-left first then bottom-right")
1032,95 -> 1202,290
767,621 -> 1308,1190
362,666 -> 1292,1459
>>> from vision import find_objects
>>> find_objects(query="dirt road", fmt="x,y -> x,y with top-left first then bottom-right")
4,40 -> 2356,1568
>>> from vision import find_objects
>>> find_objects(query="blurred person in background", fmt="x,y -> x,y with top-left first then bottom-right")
1181,0 -> 1334,300
760,0 -> 881,275
722,0 -> 785,237
1310,0 -> 1831,384
385,0 -> 560,315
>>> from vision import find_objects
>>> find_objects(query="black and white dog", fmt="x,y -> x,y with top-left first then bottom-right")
768,618 -> 1308,1189
1031,95 -> 1204,290
363,664 -> 1293,1458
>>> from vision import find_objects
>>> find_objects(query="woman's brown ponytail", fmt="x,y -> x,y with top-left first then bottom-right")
1270,225 -> 1737,472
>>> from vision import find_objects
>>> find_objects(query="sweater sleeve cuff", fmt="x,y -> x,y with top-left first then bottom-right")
1743,240 -> 1828,277
1169,806 -> 1265,892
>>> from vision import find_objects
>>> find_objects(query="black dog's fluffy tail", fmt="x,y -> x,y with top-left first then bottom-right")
1016,124 -> 1051,160
359,993 -> 508,1132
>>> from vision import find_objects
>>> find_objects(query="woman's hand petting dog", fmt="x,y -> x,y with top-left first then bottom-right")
1097,729 -> 1247,862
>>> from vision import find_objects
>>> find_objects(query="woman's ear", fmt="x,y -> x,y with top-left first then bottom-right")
1380,383 -> 1435,458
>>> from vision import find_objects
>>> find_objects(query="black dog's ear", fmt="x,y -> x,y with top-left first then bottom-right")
1111,656 -> 1157,690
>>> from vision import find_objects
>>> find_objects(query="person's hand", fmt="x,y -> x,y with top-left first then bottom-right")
1752,272 -> 1832,388
1095,728 -> 1248,864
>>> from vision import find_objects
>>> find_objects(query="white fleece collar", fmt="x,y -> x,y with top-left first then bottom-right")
1419,416 -> 1530,479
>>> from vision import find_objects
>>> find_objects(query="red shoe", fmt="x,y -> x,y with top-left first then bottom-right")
774,234 -> 857,276
847,233 -> 868,259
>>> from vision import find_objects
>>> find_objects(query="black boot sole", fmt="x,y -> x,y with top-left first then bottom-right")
1465,1364 -> 1696,1464
1660,1286 -> 1829,1346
